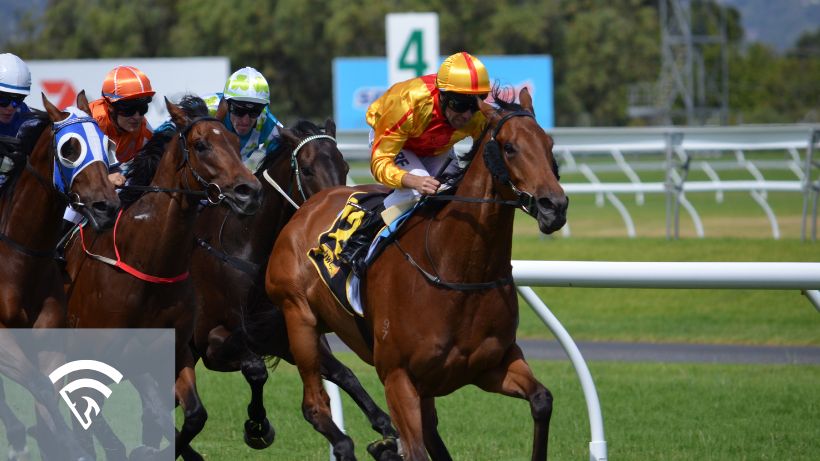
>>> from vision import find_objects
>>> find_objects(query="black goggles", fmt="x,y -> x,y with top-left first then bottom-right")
229,101 -> 265,118
0,93 -> 25,108
443,92 -> 485,113
113,98 -> 151,116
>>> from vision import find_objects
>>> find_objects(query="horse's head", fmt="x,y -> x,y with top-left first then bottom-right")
270,118 -> 349,202
43,91 -> 121,230
477,87 -> 568,234
166,97 -> 262,215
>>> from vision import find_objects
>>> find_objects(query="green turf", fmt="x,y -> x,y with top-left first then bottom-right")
182,355 -> 820,460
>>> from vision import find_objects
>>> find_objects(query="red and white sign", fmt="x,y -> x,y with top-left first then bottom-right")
27,57 -> 230,127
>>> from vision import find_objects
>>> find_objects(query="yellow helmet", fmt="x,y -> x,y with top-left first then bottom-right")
436,52 -> 490,95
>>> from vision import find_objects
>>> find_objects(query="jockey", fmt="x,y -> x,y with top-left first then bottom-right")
0,53 -> 32,189
89,65 -> 155,184
366,51 -> 490,220
201,66 -> 283,171
60,65 -> 155,238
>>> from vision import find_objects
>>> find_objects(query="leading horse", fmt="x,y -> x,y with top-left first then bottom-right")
189,119 -> 398,457
265,87 -> 567,460
0,92 -> 120,460
63,96 -> 261,460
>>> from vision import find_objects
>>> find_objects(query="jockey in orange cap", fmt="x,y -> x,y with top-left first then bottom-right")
366,51 -> 490,218
89,65 -> 155,182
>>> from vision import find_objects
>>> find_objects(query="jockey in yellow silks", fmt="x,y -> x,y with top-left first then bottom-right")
366,52 -> 491,219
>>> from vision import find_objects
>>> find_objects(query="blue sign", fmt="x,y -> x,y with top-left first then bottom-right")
333,55 -> 553,130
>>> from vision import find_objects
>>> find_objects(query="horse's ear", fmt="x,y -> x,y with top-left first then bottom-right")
76,90 -> 91,115
42,92 -> 67,122
478,98 -> 499,124
324,118 -> 336,137
165,97 -> 189,127
518,87 -> 534,114
215,98 -> 228,121
279,127 -> 300,146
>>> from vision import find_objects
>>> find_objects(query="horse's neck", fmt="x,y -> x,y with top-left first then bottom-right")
119,144 -> 201,271
0,134 -> 63,247
426,165 -> 515,276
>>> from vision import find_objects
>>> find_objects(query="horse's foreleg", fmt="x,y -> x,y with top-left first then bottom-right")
382,368 -> 427,461
317,335 -> 400,460
420,397 -> 451,461
474,344 -> 552,461
283,301 -> 355,461
175,351 -> 207,461
240,353 -> 276,449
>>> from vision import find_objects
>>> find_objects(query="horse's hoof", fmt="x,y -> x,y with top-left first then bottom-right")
366,436 -> 401,461
7,446 -> 30,461
243,419 -> 275,449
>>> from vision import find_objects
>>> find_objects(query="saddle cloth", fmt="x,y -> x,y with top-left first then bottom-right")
308,191 -> 414,316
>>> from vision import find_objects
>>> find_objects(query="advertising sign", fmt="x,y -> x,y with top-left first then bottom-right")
26,57 -> 230,128
333,55 -> 554,131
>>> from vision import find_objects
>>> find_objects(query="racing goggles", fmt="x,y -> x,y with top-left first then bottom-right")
0,93 -> 25,109
442,92 -> 486,113
113,97 -> 151,117
229,101 -> 265,118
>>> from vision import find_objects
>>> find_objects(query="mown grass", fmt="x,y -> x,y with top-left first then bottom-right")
182,355 -> 820,460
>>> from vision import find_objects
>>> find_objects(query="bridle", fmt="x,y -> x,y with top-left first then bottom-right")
118,116 -> 228,205
261,133 -> 337,209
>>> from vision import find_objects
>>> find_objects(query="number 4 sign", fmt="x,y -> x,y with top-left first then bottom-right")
386,13 -> 440,86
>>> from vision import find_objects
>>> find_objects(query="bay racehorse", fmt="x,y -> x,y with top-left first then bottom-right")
0,92 -> 120,460
63,95 -> 261,460
265,87 -> 567,460
190,119 -> 399,457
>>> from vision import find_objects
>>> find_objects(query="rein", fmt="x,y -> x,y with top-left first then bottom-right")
395,109 -> 536,291
79,209 -> 189,284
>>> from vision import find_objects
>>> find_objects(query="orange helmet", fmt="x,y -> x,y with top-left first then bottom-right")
436,52 -> 490,95
101,65 -> 155,103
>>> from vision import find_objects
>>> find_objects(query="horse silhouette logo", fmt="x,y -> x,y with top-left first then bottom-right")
48,360 -> 124,430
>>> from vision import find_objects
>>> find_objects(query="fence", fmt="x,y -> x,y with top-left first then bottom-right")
326,260 -> 820,461
337,124 -> 820,240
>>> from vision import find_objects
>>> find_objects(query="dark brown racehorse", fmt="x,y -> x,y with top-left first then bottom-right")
0,92 -> 120,460
63,96 -> 261,460
265,87 -> 567,460
189,119 -> 398,457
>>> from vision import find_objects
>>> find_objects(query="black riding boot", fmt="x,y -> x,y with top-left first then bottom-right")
338,210 -> 384,276
55,219 -> 76,268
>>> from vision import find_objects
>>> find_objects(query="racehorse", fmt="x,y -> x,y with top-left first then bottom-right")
189,119 -> 398,456
265,87 -> 568,460
62,96 -> 261,460
0,92 -> 120,460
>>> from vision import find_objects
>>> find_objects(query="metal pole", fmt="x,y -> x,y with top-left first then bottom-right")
518,286 -> 607,461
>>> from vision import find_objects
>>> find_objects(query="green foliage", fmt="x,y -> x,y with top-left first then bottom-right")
3,0 -> 819,124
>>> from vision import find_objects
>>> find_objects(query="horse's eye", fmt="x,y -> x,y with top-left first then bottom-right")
503,142 -> 516,155
301,166 -> 315,177
60,139 -> 82,162
194,140 -> 208,152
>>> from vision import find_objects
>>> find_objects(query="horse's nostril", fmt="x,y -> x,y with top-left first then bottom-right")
234,183 -> 252,198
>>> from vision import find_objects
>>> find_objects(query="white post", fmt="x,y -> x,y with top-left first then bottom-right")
517,286 -> 608,461
325,380 -> 345,461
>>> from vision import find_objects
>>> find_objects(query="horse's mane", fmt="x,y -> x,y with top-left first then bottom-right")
120,95 -> 209,206
254,119 -> 325,176
17,110 -> 50,156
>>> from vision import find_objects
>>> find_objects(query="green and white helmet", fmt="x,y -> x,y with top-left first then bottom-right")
223,67 -> 270,105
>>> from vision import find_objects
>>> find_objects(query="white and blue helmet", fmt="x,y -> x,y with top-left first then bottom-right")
0,53 -> 31,96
